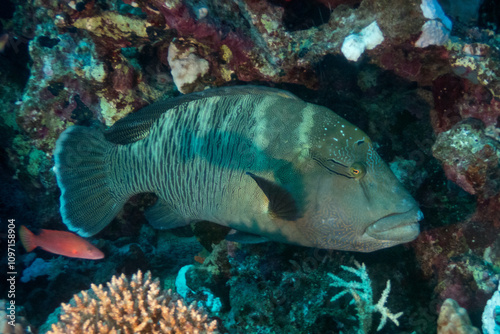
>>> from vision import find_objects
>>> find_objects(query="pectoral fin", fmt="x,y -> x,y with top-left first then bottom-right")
246,172 -> 299,221
145,199 -> 190,229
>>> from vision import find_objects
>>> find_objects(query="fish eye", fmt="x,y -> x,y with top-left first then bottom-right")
350,162 -> 366,179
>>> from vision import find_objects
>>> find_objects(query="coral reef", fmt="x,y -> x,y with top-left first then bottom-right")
10,0 -> 466,160
433,119 -> 500,198
430,79 -> 500,229
175,240 -> 423,333
1,0 -> 499,332
413,223 -> 499,317
46,270 -> 218,334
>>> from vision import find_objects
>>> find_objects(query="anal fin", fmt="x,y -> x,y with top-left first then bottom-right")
145,199 -> 190,230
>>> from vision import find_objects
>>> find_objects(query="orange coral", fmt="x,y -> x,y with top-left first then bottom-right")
47,270 -> 218,334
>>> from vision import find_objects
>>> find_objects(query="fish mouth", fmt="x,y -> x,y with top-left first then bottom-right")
365,208 -> 423,242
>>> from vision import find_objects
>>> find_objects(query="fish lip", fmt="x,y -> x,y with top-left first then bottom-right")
365,208 -> 422,242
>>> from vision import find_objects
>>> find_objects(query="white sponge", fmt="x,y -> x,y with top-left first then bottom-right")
420,0 -> 452,30
416,0 -> 453,48
168,43 -> 209,93
341,21 -> 384,62
416,20 -> 451,48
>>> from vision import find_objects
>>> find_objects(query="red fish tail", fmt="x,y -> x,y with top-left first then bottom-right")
19,225 -> 37,252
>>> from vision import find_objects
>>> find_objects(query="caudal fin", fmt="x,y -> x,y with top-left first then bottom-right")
53,126 -> 127,237
19,225 -> 37,252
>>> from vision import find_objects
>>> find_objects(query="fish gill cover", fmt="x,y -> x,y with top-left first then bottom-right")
0,0 -> 499,333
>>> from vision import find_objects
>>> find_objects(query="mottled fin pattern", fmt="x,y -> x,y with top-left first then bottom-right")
104,85 -> 300,145
145,198 -> 190,229
54,126 -> 127,237
246,172 -> 299,221
19,225 -> 36,252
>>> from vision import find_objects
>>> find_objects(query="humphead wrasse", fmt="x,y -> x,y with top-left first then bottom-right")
54,86 -> 422,252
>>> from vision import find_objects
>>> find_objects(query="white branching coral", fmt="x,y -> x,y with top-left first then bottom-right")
47,270 -> 218,334
328,261 -> 403,333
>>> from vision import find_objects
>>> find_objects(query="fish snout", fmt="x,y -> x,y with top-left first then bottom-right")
390,182 -> 419,208
394,197 -> 419,214
365,207 -> 422,243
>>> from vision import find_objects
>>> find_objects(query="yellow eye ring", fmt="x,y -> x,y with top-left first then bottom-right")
350,162 -> 366,179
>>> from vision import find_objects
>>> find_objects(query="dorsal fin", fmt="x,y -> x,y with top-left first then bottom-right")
104,85 -> 300,145
246,172 -> 299,221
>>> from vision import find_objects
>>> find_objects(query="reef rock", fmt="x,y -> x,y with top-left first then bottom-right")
437,298 -> 480,334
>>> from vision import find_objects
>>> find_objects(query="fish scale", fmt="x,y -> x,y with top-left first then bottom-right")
54,86 -> 423,251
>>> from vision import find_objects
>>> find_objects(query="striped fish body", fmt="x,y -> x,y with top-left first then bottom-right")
54,86 -> 422,252
109,88 -> 311,245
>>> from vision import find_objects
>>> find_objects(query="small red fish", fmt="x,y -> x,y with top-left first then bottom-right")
19,225 -> 104,260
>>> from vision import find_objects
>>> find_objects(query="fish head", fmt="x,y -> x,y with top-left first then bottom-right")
76,243 -> 105,260
301,109 -> 422,252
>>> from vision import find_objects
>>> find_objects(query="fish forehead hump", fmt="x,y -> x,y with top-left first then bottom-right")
306,106 -> 372,165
